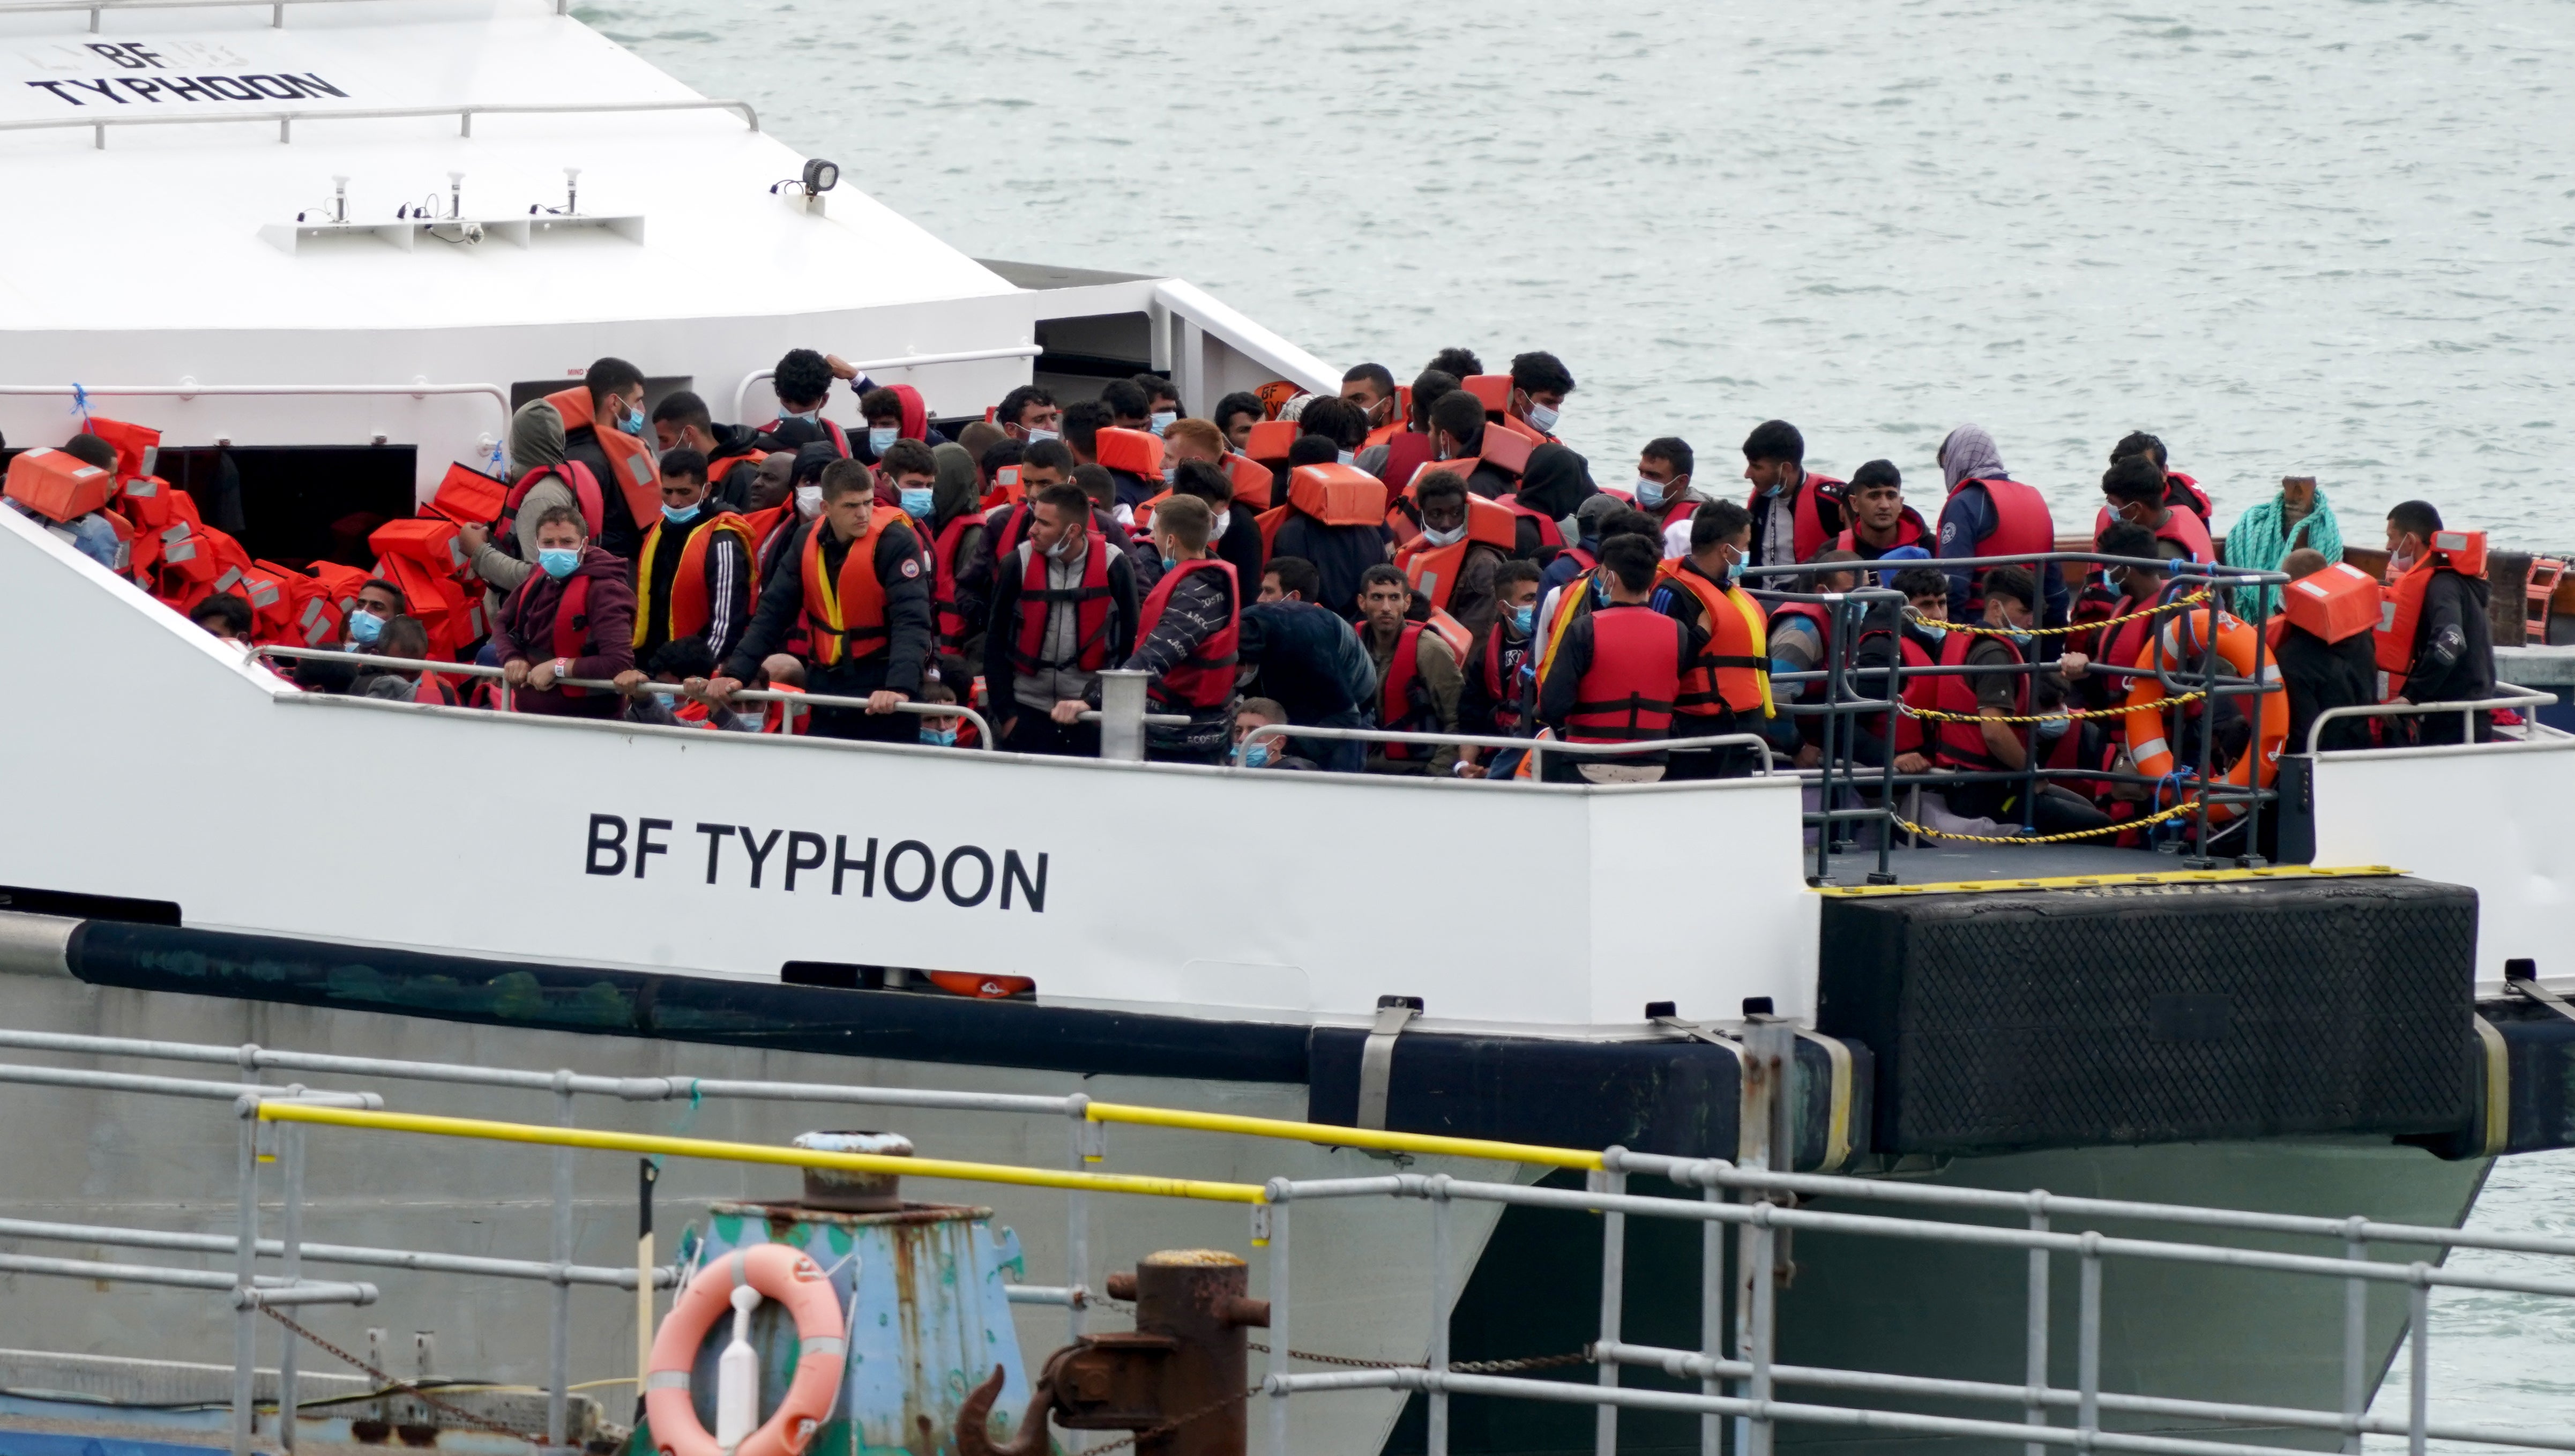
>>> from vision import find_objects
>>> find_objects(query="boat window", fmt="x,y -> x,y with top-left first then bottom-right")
159,444 -> 416,569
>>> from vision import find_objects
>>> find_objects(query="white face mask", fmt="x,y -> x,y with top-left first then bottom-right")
1150,410 -> 1177,437
794,484 -> 823,519
1337,449 -> 1356,466
1419,521 -> 1467,548
1526,402 -> 1560,433
1026,427 -> 1059,444
1212,509 -> 1231,537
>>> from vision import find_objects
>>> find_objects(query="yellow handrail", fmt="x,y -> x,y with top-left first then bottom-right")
1083,1102 -> 1606,1172
258,1102 -> 1268,1204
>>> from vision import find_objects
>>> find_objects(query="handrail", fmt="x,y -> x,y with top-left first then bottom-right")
1,98 -> 758,148
2,0 -> 411,24
1083,1101 -> 1604,1171
1236,722 -> 1777,781
259,1101 -> 1270,1204
2304,683 -> 2552,756
0,1215 -> 675,1290
730,345 -> 1046,422
0,381 -> 510,440
249,645 -> 997,749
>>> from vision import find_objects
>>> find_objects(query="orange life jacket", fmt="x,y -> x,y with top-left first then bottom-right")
543,386 -> 661,536
1006,532 -> 1116,677
2374,530 -> 2487,699
1655,561 -> 1772,718
1256,462 -> 1386,554
632,511 -> 757,648
1563,606 -> 1683,743
1094,427 -> 1164,481
1134,558 -> 1240,710
1222,452 -> 1274,512
1394,495 -> 1519,609
798,517 -> 893,667
762,680 -> 812,735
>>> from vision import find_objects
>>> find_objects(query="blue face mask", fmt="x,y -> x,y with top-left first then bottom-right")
661,500 -> 701,525
345,609 -> 383,646
1509,603 -> 1535,635
538,547 -> 580,579
1162,460 -> 1180,486
617,403 -> 647,437
920,726 -> 959,747
868,427 -> 898,456
1150,410 -> 1177,437
900,487 -> 935,518
1725,555 -> 1746,584
1161,555 -> 1180,572
1635,477 -> 1667,509
1240,741 -> 1271,769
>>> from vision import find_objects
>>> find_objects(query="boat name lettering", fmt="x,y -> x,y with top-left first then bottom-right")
25,46 -> 350,108
582,813 -> 1046,913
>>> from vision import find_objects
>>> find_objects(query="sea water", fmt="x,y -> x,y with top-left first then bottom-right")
598,1 -> 2575,1441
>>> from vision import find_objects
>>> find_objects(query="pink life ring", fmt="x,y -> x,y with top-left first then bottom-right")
644,1244 -> 847,1456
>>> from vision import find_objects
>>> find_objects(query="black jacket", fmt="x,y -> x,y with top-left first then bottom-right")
723,516 -> 932,695
2278,623 -> 2378,753
1271,514 -> 1391,621
1239,600 -> 1374,724
636,511 -> 756,668
1213,506 -> 1266,596
2399,570 -> 2494,706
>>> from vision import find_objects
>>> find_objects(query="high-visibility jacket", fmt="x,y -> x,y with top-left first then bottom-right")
1930,630 -> 2025,770
2375,529 -> 2488,700
543,387 -> 660,535
798,517 -> 894,667
1133,558 -> 1240,711
1005,532 -> 1116,676
1563,606 -> 1683,743
632,512 -> 756,648
1655,561 -> 1772,717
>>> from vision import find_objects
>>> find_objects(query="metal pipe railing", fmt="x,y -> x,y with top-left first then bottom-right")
0,1215 -> 673,1289
2305,683 -> 2554,755
1235,723 -> 1778,782
0,382 -> 510,443
0,98 -> 759,148
731,346 -> 1046,423
0,1252 -> 374,1307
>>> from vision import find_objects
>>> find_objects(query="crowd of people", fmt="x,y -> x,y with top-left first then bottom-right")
7,342 -> 2504,845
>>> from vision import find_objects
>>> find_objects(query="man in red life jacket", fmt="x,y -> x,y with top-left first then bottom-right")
1358,564 -> 1464,776
1636,436 -> 1717,560
996,384 -> 1062,446
491,505 -> 636,720
1398,469 -> 1510,637
1538,534 -> 1698,784
618,447 -> 756,698
1509,351 -> 1576,440
2110,430 -> 2213,521
1766,549 -> 1866,768
1929,566 -> 2110,835
2379,498 -> 2495,744
1835,460 -> 1932,559
1457,558 -> 1546,777
2098,453 -> 2214,563
1890,565 -> 1952,775
1743,419 -> 1844,569
1357,369 -> 1458,492
707,459 -> 932,743
650,390 -> 766,510
985,481 -> 1141,757
1070,494 -> 1240,764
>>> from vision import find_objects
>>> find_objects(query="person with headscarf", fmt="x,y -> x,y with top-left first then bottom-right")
460,397 -> 576,622
924,440 -> 992,680
1931,423 -> 2064,626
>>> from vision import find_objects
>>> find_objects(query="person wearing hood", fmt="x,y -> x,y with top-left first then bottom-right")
461,398 -> 577,625
651,390 -> 767,510
923,441 -> 992,679
2222,474 -> 2343,617
1931,423 -> 2064,626
1511,442 -> 1594,563
618,447 -> 755,685
855,384 -> 946,467
490,504 -> 636,720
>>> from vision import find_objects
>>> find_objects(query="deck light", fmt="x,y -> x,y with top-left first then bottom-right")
801,158 -> 839,195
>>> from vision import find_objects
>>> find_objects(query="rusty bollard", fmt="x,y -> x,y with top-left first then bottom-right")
959,1249 -> 1269,1456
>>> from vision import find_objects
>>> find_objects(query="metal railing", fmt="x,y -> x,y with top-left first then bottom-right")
730,346 -> 1046,423
1,98 -> 759,149
2306,683 -> 2555,755
248,644 -> 997,749
3,0 -> 426,29
1235,723 -> 1779,782
0,382 -> 511,445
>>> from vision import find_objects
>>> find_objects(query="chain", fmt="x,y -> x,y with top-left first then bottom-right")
1891,796 -> 2208,845
1899,690 -> 2205,725
259,1306 -> 551,1447
1909,588 -> 2209,638
1074,1385 -> 1260,1454
1244,1341 -> 1591,1374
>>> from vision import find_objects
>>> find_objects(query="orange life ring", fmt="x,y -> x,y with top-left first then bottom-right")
2120,606 -> 2287,824
644,1244 -> 847,1456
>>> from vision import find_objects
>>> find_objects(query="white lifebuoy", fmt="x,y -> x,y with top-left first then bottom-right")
644,1245 -> 847,1456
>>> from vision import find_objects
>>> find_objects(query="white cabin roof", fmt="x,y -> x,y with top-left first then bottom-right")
0,0 -> 1014,335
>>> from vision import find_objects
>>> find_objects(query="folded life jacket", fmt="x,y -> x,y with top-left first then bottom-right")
544,386 -> 661,534
1134,557 -> 1240,711
3,448 -> 112,524
1655,561 -> 1772,718
2375,529 -> 2487,699
2281,561 -> 2378,646
1744,473 -> 1850,564
1094,427 -> 1165,481
1244,419 -> 1299,465
632,512 -> 758,648
1563,606 -> 1683,744
980,462 -> 1026,513
1930,629 -> 2025,770
1950,477 -> 2057,614
799,518 -> 895,667
1006,532 -> 1116,676
499,461 -> 607,551
1222,453 -> 1274,512
426,461 -> 510,527
1257,463 -> 1387,554
1395,495 -> 1520,610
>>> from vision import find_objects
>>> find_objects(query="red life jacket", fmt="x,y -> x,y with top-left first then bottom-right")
2092,502 -> 2214,563
1564,606 -> 1682,743
1832,504 -> 1933,557
409,670 -> 459,707
2166,471 -> 2214,521
798,518 -> 893,668
498,462 -> 606,546
1479,621 -> 1538,733
1894,634 -> 1934,753
544,386 -> 661,535
2374,530 -> 2488,699
1378,620 -> 1443,760
1744,473 -> 1848,563
1951,477 -> 2056,614
546,573 -> 595,699
2095,590 -> 2171,728
1930,629 -> 2025,770
1765,601 -> 1835,699
1133,558 -> 1240,711
931,512 -> 982,649
1379,432 -> 1436,500
1006,533 -> 1116,677
1395,495 -> 1520,609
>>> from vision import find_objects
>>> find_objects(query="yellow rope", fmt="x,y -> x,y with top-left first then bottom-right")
1911,589 -> 2209,638
1892,797 -> 2208,845
1901,691 -> 2205,726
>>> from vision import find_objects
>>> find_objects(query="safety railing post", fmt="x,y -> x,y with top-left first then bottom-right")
2407,1264 -> 2431,1456
548,1074 -> 574,1450
1097,670 -> 1150,762
279,1108 -> 305,1452
1813,597 -> 1846,880
233,1096 -> 260,1456
1701,1165 -> 1725,1456
1593,1153 -> 1627,1456
2025,1194 -> 2050,1456
2241,581 -> 2272,864
1263,1190 -> 1291,1456
1428,1176 -> 1453,1456
1875,611 -> 1900,881
1749,1202 -> 1776,1456
2342,1220 -> 2368,1455
2078,1233 -> 2103,1442
2186,592 -> 2222,866
1065,1097 -> 1093,1344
